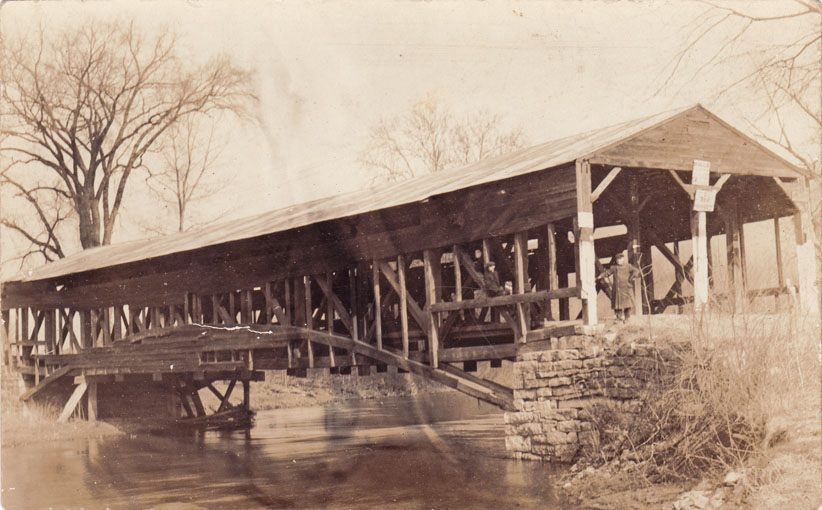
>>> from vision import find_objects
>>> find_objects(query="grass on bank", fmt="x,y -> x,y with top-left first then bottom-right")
1,367 -> 122,448
564,309 -> 821,509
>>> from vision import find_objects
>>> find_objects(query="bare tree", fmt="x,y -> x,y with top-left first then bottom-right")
360,93 -> 526,182
0,20 -> 254,264
146,114 -> 225,232
659,1 -> 820,173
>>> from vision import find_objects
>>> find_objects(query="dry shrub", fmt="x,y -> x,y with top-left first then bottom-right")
579,309 -> 819,484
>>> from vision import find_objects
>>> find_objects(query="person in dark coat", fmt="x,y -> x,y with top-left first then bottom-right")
597,251 -> 640,323
482,261 -> 504,297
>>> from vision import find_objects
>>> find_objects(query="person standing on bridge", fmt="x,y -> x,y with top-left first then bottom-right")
597,251 -> 640,323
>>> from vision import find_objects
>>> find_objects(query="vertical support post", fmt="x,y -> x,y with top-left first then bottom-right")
481,239 -> 492,266
45,309 -> 56,354
304,276 -> 314,369
113,307 -> 123,341
80,310 -> 90,349
348,268 -> 359,341
575,159 -> 598,326
513,232 -> 529,341
372,262 -> 382,351
627,174 -> 644,316
774,217 -> 785,289
264,283 -> 273,324
87,381 -> 98,421
243,380 -> 250,410
397,254 -> 410,358
641,244 -> 655,313
545,224 -> 558,321
673,241 -> 684,314
691,209 -> 709,311
724,198 -> 744,311
423,250 -> 440,367
738,210 -> 749,293
283,279 -> 292,325
558,272 -> 570,320
452,246 -> 463,303
325,271 -> 336,367
1,309 -> 10,366
706,235 -> 714,289
184,293 -> 191,324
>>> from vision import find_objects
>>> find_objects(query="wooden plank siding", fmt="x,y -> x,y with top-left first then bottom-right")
589,107 -> 803,179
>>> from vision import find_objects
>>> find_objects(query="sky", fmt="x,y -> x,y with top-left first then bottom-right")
0,0 -> 818,277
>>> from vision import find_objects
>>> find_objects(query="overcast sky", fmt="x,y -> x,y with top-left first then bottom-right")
0,0 -> 816,276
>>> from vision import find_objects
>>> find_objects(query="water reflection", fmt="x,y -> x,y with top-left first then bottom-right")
2,393 -> 561,509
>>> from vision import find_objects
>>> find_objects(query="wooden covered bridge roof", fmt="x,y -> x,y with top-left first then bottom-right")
4,104 -> 807,289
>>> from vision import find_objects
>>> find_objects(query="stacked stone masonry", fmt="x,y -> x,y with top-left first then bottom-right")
504,334 -> 674,462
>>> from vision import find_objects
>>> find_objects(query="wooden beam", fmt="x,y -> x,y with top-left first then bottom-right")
438,344 -> 517,363
314,273 -> 354,335
691,208 -> 709,311
217,380 -> 236,412
673,242 -> 684,314
774,217 -> 784,289
423,250 -> 440,368
627,173 -> 643,315
378,260 -> 428,330
513,232 -> 529,342
575,159 -> 597,326
348,268 -> 359,341
304,276 -> 314,369
19,365 -> 73,401
397,255 -> 410,358
87,381 -> 98,421
723,198 -> 744,311
58,382 -> 88,422
429,287 -> 578,312
590,166 -> 621,202
371,263 -> 382,351
326,272 -> 337,366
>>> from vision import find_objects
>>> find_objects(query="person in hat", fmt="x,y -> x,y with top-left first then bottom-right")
597,251 -> 641,323
482,261 -> 504,297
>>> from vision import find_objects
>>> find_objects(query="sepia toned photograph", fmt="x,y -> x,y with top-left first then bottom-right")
0,1 -> 819,509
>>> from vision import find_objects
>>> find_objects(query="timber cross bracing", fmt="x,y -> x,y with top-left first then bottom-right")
2,104 -> 815,419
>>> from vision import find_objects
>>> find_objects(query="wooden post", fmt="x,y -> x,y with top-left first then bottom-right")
774,217 -> 785,290
627,174 -> 644,316
87,381 -> 98,421
575,159 -> 597,326
724,198 -> 744,311
673,241 -> 684,314
691,209 -> 709,311
397,255 -> 410,358
80,310 -> 90,349
58,382 -> 88,422
641,244 -> 655,313
243,380 -> 250,410
513,232 -> 529,341
44,309 -> 56,354
545,224 -> 558,321
481,239 -> 492,266
558,271 -> 570,320
326,272 -> 337,366
304,276 -> 314,369
738,210 -> 749,293
348,268 -> 359,341
372,262 -> 382,351
1,309 -> 10,366
283,279 -> 292,325
423,250 -> 440,367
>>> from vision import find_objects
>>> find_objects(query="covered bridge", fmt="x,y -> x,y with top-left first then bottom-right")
1,104 -> 816,422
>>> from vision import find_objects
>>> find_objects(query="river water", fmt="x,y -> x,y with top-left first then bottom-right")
2,392 -> 561,509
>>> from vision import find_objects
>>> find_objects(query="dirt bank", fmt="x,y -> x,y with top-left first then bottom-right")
557,313 -> 821,510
